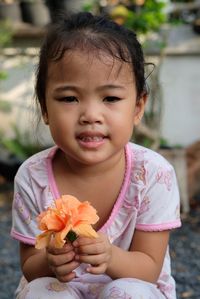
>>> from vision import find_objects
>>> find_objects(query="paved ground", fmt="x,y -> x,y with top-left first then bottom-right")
0,189 -> 200,299
0,190 -> 22,299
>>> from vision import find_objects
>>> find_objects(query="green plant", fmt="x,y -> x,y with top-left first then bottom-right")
1,125 -> 45,160
84,0 -> 167,34
83,0 -> 99,13
0,21 -> 12,49
124,0 -> 167,34
0,20 -> 13,113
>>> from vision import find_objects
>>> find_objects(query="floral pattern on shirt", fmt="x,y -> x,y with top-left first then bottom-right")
14,193 -> 31,225
46,281 -> 70,292
156,167 -> 173,191
103,286 -> 132,299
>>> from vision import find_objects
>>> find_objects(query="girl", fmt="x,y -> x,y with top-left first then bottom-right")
11,12 -> 181,299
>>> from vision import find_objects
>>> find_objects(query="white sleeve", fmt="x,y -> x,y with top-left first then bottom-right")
11,170 -> 41,245
136,162 -> 181,231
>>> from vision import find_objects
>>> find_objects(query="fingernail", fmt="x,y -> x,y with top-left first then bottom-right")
86,267 -> 91,272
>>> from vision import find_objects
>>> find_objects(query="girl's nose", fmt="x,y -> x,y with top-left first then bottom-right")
79,102 -> 103,125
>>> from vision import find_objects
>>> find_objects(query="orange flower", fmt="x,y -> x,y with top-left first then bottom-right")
35,195 -> 99,249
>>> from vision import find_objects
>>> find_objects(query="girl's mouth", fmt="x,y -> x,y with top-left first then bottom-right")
76,133 -> 107,149
79,136 -> 104,142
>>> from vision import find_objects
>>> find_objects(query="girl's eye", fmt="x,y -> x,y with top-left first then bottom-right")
59,96 -> 78,103
104,96 -> 121,103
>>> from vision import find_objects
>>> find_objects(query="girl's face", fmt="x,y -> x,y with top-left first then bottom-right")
44,50 -> 146,167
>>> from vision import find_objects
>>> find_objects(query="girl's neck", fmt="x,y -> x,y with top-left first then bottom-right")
55,148 -> 126,179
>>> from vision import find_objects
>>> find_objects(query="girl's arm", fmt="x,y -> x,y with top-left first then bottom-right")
107,230 -> 170,283
20,243 -> 54,281
20,242 -> 79,282
74,230 -> 169,283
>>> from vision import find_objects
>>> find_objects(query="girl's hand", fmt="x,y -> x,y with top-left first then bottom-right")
73,232 -> 112,274
47,242 -> 80,282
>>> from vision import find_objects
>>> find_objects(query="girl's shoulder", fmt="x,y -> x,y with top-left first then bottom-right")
14,146 -> 57,182
128,142 -> 173,170
127,142 -> 175,185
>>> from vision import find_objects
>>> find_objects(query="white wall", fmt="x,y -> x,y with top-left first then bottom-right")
160,55 -> 200,147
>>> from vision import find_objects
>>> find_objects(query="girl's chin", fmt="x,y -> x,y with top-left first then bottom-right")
77,155 -> 107,166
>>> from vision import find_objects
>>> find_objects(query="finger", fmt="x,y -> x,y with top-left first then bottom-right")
86,263 -> 107,275
48,250 -> 75,267
53,260 -> 80,277
58,271 -> 76,283
76,242 -> 105,255
75,253 -> 107,265
73,236 -> 101,247
47,242 -> 73,255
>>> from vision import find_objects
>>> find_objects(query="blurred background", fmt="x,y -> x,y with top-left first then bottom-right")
0,1 -> 200,298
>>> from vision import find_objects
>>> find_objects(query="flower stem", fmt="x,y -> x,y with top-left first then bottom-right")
66,230 -> 77,242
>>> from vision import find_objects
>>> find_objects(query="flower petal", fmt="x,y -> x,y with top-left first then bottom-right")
73,224 -> 99,238
77,202 -> 99,224
56,195 -> 80,213
35,231 -> 53,249
35,195 -> 99,249
38,210 -> 66,231
54,225 -> 72,248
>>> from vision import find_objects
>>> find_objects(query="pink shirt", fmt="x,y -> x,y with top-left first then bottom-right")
11,142 -> 181,298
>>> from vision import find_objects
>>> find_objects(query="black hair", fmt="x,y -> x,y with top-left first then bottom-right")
35,12 -> 148,114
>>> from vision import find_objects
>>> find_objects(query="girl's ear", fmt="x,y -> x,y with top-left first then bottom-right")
43,112 -> 49,125
133,93 -> 148,126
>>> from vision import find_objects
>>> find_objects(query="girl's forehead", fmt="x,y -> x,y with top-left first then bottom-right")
47,49 -> 134,83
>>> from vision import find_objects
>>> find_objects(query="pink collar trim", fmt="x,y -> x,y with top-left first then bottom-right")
46,144 -> 133,232
46,146 -> 60,199
100,144 -> 132,232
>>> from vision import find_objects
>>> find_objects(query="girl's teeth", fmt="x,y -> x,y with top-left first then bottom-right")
81,136 -> 103,142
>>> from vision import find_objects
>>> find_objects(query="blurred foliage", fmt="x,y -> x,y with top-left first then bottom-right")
159,137 -> 170,148
0,71 -> 8,80
0,20 -> 13,48
84,0 -> 167,34
0,100 -> 12,113
121,1 -> 167,34
0,20 -> 13,113
0,20 -> 45,161
1,125 -> 45,161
